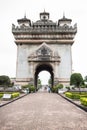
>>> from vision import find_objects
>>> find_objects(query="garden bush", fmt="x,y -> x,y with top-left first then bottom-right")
0,93 -> 3,98
65,92 -> 87,100
51,86 -> 59,93
11,92 -> 20,98
80,97 -> 87,106
22,84 -> 36,93
29,86 -> 35,93
22,84 -> 30,89
57,84 -> 63,89
51,87 -> 55,93
0,92 -> 20,99
80,95 -> 87,98
72,93 -> 80,99
51,84 -> 63,93
65,92 -> 73,99
66,86 -> 70,91
65,92 -> 80,99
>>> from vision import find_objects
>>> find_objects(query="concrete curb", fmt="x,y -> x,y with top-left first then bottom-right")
0,93 -> 28,108
58,93 -> 87,112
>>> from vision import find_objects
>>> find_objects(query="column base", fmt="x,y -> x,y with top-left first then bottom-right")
15,78 -> 34,86
54,78 -> 70,86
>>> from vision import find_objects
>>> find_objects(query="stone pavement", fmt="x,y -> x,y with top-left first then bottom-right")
0,92 -> 87,130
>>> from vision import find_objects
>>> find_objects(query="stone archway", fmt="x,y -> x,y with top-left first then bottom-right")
34,63 -> 54,88
27,42 -> 61,87
12,11 -> 77,86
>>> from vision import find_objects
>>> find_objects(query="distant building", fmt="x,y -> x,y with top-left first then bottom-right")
12,10 -> 77,87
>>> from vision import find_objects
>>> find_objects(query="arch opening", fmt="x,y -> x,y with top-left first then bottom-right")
38,71 -> 50,85
34,64 -> 54,88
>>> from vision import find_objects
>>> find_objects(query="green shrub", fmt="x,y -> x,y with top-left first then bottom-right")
0,92 -> 4,94
22,84 -> 36,93
57,84 -> 63,89
51,86 -> 59,93
80,95 -> 87,98
72,86 -> 75,90
11,92 -> 20,98
54,86 -> 59,93
51,84 -> 63,93
71,92 -> 87,99
66,86 -> 70,90
65,92 -> 73,99
73,93 -> 80,99
80,97 -> 87,106
65,92 -> 80,99
0,93 -> 3,98
29,86 -> 35,93
65,91 -> 87,100
0,75 -> 11,86
51,87 -> 55,93
22,84 -> 30,89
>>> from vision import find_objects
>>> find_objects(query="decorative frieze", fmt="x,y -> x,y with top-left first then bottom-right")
12,24 -> 77,34
12,12 -> 77,44
14,34 -> 75,40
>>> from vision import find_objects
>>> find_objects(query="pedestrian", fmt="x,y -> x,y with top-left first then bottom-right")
48,86 -> 51,93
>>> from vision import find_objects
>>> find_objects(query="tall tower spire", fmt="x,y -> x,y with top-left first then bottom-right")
24,12 -> 26,19
63,11 -> 65,18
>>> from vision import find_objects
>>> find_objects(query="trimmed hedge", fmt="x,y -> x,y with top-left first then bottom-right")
11,92 -> 20,98
0,92 -> 20,99
65,92 -> 87,100
65,92 -> 87,106
51,86 -> 58,93
22,85 -> 36,93
80,95 -> 87,98
29,86 -> 35,93
80,98 -> 87,106
65,92 -> 73,99
0,93 -> 3,98
65,92 -> 80,99
73,93 -> 80,99
51,84 -> 63,93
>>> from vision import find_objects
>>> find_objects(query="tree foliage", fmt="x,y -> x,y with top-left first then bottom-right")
70,73 -> 84,87
38,79 -> 41,85
48,76 -> 52,85
84,76 -> 87,81
0,75 -> 11,87
57,84 -> 63,89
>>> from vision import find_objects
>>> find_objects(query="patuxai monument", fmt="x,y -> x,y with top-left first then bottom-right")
12,10 -> 77,87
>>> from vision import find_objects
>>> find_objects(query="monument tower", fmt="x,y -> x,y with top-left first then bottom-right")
12,11 -> 77,87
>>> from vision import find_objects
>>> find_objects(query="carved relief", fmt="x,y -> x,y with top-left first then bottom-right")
28,42 -> 60,62
36,42 -> 52,61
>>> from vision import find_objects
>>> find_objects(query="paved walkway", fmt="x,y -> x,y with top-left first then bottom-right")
0,92 -> 87,130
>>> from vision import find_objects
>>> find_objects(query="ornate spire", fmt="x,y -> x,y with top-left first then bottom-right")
63,12 -> 65,19
24,12 -> 26,19
44,9 -> 45,13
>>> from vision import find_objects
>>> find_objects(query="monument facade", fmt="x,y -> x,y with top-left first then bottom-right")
12,11 -> 77,87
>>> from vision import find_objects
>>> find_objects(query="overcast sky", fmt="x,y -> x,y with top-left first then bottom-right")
0,0 -> 87,84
